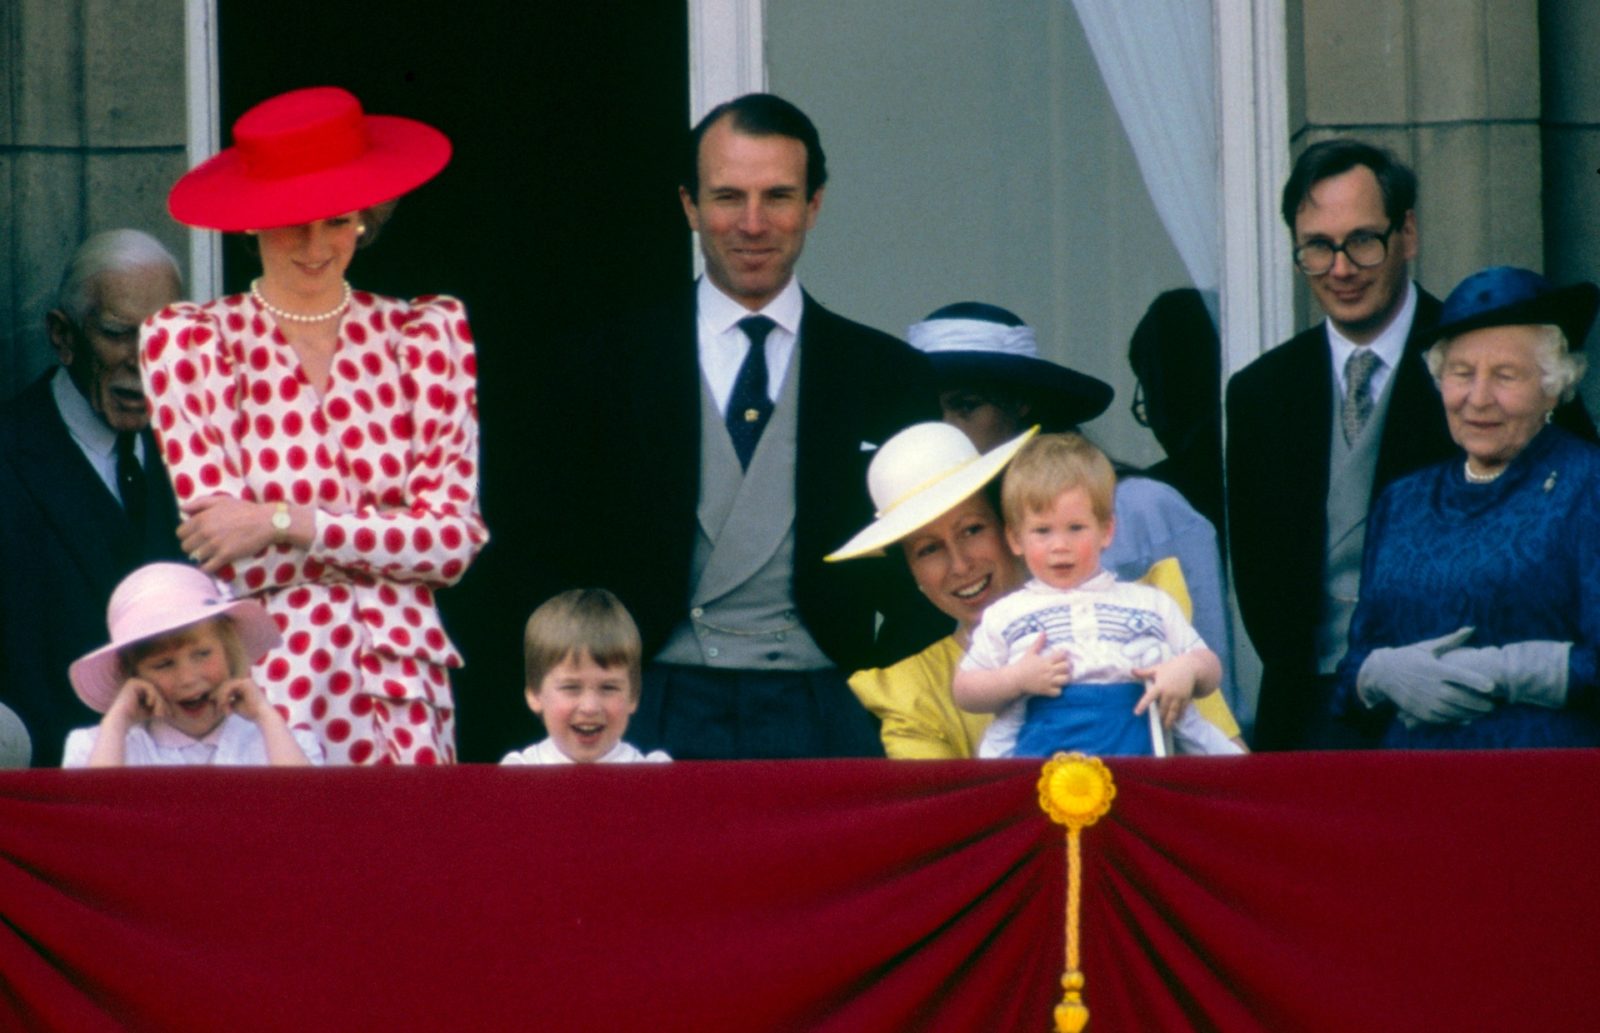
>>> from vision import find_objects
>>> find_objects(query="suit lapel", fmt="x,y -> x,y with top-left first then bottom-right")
5,380 -> 131,595
793,295 -> 858,562
1375,290 -> 1450,490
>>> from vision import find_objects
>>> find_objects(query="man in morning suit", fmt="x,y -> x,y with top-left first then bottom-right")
534,94 -> 939,759
1226,140 -> 1593,751
0,229 -> 185,766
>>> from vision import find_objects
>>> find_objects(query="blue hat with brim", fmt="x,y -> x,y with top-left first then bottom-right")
1428,266 -> 1600,351
907,302 -> 1114,429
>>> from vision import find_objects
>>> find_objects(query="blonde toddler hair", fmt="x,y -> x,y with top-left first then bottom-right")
1000,432 -> 1116,528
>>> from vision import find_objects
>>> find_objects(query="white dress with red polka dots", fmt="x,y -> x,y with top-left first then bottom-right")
140,291 -> 487,765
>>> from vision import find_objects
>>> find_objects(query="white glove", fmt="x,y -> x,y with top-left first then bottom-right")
1355,627 -> 1496,725
1440,641 -> 1570,710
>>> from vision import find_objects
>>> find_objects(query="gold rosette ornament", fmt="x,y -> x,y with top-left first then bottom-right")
1037,753 -> 1117,1033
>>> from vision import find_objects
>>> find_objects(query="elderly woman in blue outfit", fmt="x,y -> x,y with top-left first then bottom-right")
1337,267 -> 1600,748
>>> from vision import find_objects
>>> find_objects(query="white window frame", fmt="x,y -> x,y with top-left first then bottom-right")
683,0 -> 1294,370
183,0 -> 222,301
186,0 -> 1292,361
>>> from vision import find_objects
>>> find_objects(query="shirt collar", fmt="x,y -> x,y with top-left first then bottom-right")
1325,280 -> 1417,377
1028,569 -> 1116,593
696,276 -> 804,337
147,716 -> 230,750
52,365 -> 119,459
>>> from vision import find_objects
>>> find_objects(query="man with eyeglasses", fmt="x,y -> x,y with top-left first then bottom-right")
1227,141 -> 1594,752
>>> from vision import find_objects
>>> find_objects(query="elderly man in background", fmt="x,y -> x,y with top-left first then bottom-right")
0,229 -> 186,766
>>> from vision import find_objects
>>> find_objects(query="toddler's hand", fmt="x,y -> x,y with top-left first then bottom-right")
1015,632 -> 1071,698
107,677 -> 166,727
1132,655 -> 1197,729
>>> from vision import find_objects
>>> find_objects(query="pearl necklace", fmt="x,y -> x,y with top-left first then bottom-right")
250,278 -> 352,324
1463,459 -> 1506,484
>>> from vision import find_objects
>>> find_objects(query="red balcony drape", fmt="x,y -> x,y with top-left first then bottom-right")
2,752 -> 1595,1032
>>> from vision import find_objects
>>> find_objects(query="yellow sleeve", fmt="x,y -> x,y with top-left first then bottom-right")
848,639 -> 990,759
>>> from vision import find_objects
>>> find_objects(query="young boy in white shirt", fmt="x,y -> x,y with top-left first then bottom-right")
501,589 -> 670,765
953,434 -> 1238,758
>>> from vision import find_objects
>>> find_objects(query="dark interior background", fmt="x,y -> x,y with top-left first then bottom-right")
220,2 -> 690,761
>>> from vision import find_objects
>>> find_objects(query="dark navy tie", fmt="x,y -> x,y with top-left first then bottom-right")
116,431 -> 146,530
727,316 -> 776,469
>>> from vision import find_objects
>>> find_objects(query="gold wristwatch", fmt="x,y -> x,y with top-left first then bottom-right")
270,502 -> 291,544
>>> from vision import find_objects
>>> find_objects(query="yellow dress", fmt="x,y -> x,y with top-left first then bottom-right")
849,558 -> 1241,759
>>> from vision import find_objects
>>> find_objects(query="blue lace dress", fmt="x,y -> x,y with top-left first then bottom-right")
1334,426 -> 1600,748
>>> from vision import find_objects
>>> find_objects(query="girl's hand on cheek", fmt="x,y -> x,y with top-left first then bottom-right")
109,678 -> 166,726
218,677 -> 271,724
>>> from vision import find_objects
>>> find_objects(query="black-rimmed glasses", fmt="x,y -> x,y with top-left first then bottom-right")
1293,224 -> 1399,275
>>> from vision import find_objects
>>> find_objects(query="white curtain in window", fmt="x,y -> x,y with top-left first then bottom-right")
1069,1 -> 1218,292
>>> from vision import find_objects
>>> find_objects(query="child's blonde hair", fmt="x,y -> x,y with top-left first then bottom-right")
118,616 -> 250,681
523,588 -> 643,698
1000,432 -> 1116,527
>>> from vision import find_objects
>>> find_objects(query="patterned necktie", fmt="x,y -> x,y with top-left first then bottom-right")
727,316 -> 777,469
116,431 -> 147,530
1341,348 -> 1380,445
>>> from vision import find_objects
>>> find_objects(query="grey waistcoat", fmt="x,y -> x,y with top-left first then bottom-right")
1315,367 -> 1397,673
654,345 -> 830,670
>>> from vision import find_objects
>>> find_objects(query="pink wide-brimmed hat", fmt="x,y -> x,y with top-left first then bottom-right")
68,563 -> 282,714
167,86 -> 452,231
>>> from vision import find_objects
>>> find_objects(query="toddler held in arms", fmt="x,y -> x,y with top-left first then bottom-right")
63,563 -> 321,767
502,589 -> 670,765
953,434 -> 1240,758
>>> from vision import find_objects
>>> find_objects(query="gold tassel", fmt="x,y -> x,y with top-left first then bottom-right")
1038,753 -> 1117,1033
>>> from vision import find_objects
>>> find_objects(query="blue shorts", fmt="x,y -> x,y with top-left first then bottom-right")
1013,682 -> 1153,758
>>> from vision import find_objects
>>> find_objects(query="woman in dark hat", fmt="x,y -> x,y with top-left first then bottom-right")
907,302 -> 1240,715
141,86 -> 485,764
1335,266 -> 1600,748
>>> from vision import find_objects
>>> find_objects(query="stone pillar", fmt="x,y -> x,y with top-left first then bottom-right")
1286,0 -> 1543,323
0,0 -> 188,399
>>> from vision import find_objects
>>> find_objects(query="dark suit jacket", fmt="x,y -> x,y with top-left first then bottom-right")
528,286 -> 944,675
0,374 -> 184,766
1226,288 -> 1597,749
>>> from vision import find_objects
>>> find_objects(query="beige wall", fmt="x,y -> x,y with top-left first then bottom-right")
1286,0 -> 1544,318
0,0 -> 188,400
766,0 -> 1192,470
1287,0 -> 1600,407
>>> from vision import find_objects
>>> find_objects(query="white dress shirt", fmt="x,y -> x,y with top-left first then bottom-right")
1325,280 -> 1418,406
52,366 -> 143,502
499,737 -> 672,765
695,276 -> 803,415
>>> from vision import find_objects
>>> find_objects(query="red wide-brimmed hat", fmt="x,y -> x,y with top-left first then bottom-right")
168,86 -> 452,231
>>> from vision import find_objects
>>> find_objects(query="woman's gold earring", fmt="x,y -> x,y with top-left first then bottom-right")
356,223 -> 367,237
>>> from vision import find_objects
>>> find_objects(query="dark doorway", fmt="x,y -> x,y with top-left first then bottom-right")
219,2 -> 691,761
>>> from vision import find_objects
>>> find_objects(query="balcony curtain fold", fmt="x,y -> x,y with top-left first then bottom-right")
2,753 -> 1596,1032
